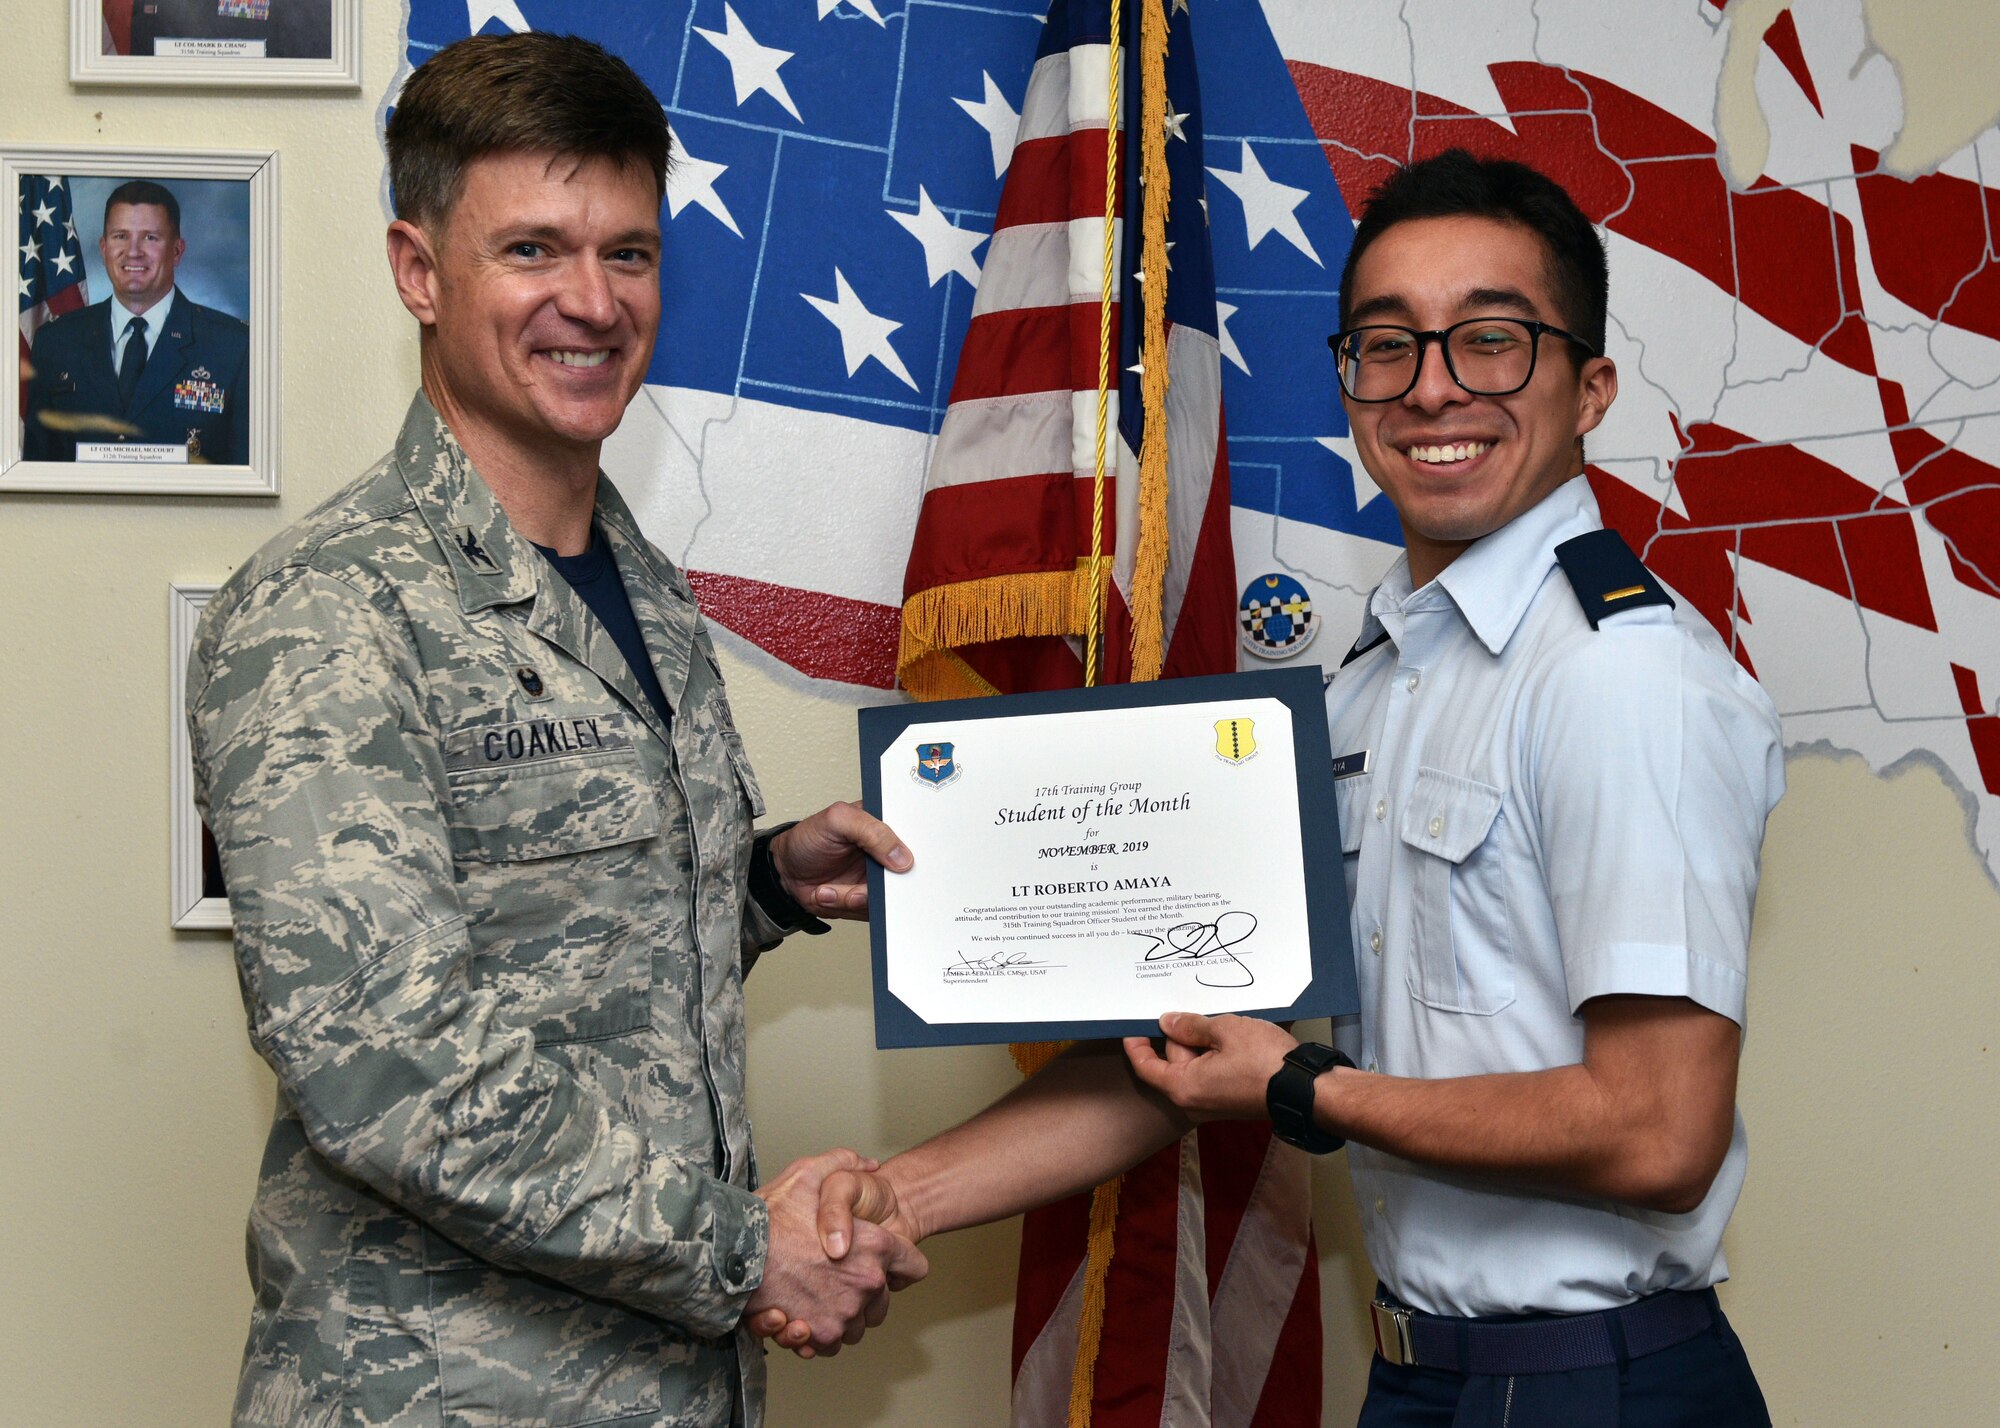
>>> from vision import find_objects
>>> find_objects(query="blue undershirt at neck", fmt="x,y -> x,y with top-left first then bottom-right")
531,530 -> 674,734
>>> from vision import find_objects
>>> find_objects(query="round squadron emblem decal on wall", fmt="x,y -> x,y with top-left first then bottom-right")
1238,573 -> 1318,660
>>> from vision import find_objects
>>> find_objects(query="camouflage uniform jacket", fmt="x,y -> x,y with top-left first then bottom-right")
189,394 -> 798,1428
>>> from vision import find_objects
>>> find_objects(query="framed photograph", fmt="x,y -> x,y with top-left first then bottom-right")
170,583 -> 231,930
6,146 -> 279,496
72,0 -> 359,89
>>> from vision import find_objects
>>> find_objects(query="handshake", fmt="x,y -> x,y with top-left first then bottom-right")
743,1147 -> 924,1359
737,1010 -> 1303,1357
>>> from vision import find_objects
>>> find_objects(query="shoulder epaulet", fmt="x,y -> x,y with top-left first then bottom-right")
1553,528 -> 1674,630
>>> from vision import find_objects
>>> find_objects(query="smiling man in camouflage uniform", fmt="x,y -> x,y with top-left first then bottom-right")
188,33 -> 924,1428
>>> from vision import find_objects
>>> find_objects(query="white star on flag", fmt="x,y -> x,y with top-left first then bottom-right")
816,0 -> 886,26
696,5 -> 803,122
465,0 -> 530,34
32,199 -> 56,228
1215,301 -> 1249,374
19,236 -> 37,265
801,268 -> 919,390
889,188 -> 986,287
955,71 -> 1021,177
51,249 -> 76,276
666,143 -> 742,237
17,273 -> 32,300
63,219 -> 77,242
1317,434 -> 1380,509
1164,109 -> 1190,142
1207,141 -> 1321,266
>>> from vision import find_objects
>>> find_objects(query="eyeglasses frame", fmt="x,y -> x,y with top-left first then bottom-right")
1325,317 -> 1601,403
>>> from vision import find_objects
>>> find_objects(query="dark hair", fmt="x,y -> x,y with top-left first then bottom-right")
1338,150 -> 1608,355
385,32 -> 671,230
104,179 -> 181,238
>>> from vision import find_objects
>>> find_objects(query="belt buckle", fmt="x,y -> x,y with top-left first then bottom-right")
1370,1299 -> 1416,1367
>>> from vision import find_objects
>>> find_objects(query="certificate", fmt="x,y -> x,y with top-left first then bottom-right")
859,667 -> 1356,1048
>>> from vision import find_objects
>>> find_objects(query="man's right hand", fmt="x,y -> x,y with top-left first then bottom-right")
744,1150 -> 927,1358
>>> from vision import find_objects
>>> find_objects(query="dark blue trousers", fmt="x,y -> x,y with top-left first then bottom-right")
1355,1298 -> 1771,1428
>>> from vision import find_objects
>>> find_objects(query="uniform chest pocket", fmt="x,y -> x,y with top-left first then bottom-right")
1399,767 -> 1514,1016
444,744 -> 661,1044
1334,776 -> 1372,857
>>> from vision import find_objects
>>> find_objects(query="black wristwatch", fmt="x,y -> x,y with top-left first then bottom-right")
1265,1042 -> 1352,1154
748,823 -> 831,937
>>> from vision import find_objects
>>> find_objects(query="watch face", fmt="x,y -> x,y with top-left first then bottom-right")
1285,1042 -> 1343,1076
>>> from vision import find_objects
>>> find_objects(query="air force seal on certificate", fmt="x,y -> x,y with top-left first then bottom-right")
1214,718 -> 1257,764
914,741 -> 961,787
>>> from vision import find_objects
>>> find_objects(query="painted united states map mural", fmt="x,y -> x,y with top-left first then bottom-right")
394,0 -> 2000,884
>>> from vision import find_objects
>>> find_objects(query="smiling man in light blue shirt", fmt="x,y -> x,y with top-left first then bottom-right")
1123,150 -> 1784,1426
793,150 -> 1782,1426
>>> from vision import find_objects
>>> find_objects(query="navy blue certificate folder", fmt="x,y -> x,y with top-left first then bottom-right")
858,667 -> 1357,1049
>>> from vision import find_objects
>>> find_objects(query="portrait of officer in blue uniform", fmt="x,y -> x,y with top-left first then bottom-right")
20,179 -> 249,465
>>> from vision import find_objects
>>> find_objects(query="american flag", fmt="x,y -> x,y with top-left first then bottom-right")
896,0 -> 1239,697
17,174 -> 89,444
899,2 -> 1319,1423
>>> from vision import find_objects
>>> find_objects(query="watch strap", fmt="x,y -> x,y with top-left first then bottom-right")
1266,1042 -> 1352,1154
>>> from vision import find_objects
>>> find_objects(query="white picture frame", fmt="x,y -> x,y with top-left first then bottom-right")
5,146 -> 280,496
170,582 -> 231,930
71,0 -> 360,89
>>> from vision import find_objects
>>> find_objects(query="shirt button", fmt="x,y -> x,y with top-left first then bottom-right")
1367,1061 -> 1377,1073
1406,672 -> 1420,692
1374,800 -> 1387,822
1374,1197 -> 1388,1215
1428,815 -> 1443,837
726,1253 -> 747,1282
1369,927 -> 1382,953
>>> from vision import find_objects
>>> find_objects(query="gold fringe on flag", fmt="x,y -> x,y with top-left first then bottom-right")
1066,1176 -> 1127,1426
1128,0 -> 1175,683
1061,5 -> 1173,1423
1009,1040 -> 1072,1079
896,557 -> 1116,702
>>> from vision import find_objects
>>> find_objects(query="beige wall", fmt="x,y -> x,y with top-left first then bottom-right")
2,3 -> 1995,1425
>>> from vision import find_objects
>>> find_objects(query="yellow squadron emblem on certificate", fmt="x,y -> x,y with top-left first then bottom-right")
1214,717 -> 1257,764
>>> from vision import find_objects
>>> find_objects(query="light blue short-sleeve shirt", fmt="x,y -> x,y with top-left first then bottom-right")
1324,475 -> 1784,1318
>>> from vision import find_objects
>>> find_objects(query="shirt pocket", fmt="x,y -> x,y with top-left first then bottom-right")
444,744 -> 661,1043
1334,775 -> 1371,857
424,1252 -> 671,1426
1399,766 -> 1515,1015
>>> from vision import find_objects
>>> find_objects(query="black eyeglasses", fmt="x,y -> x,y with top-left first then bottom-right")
1327,317 -> 1598,402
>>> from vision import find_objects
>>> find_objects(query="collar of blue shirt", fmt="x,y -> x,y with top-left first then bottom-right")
1363,474 -> 1603,657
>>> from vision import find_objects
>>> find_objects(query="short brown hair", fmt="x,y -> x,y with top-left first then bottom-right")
385,32 -> 671,230
104,179 -> 182,238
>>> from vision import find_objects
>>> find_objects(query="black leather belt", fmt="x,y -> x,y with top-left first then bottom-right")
1370,1288 -> 1717,1374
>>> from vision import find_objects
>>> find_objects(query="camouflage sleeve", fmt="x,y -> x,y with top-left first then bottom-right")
188,565 -> 768,1338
